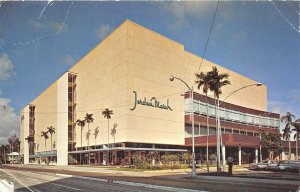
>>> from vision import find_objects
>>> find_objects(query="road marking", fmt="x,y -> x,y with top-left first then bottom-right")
63,174 -> 208,192
0,168 -> 34,192
31,187 -> 43,192
55,173 -> 73,178
51,183 -> 83,191
113,180 -> 208,192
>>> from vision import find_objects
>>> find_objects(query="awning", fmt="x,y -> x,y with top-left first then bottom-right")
68,147 -> 187,154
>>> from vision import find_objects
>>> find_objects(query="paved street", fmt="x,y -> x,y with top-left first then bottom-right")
1,169 -> 191,192
0,165 -> 299,192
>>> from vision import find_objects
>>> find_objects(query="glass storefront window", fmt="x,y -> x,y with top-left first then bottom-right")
185,99 -> 279,128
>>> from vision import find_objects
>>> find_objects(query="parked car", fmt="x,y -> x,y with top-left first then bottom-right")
278,160 -> 294,171
249,160 -> 277,170
266,160 -> 279,170
291,160 -> 300,171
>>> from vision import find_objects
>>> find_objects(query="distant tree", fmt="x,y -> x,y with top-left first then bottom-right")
86,130 -> 91,149
0,144 -> 9,163
281,112 -> 295,160
260,130 -> 282,160
8,134 -> 19,153
46,126 -> 55,151
111,123 -> 117,147
102,108 -> 113,164
41,131 -> 49,151
146,151 -> 159,165
292,119 -> 300,160
181,152 -> 192,164
84,113 -> 94,165
102,108 -> 113,146
94,127 -> 99,146
76,119 -> 86,148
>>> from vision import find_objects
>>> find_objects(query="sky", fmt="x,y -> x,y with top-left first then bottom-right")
0,1 -> 299,144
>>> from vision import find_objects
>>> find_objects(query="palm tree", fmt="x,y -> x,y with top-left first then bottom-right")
46,126 -> 55,151
102,108 -> 113,164
8,134 -> 18,153
111,123 -> 117,147
84,113 -> 94,165
281,112 -> 295,160
41,131 -> 49,151
25,135 -> 34,155
207,66 -> 230,174
76,119 -> 86,165
76,119 -> 86,148
94,127 -> 99,146
195,71 -> 212,173
86,129 -> 91,150
1,144 -> 9,164
292,119 -> 300,160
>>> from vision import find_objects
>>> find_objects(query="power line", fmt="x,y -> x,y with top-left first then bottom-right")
193,0 -> 220,87
270,1 -> 299,33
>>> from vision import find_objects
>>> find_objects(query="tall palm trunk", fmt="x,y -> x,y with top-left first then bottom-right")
80,126 -> 83,165
50,134 -> 53,164
50,134 -> 52,151
88,123 -> 90,165
216,98 -> 221,174
45,139 -> 47,151
107,119 -> 110,164
81,127 -> 83,147
288,138 -> 291,160
205,93 -> 210,173
296,134 -> 299,160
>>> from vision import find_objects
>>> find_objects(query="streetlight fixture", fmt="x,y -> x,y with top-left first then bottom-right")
170,75 -> 197,177
217,82 -> 263,172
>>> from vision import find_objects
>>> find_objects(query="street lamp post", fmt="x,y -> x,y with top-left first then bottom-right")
217,83 -> 262,172
258,113 -> 270,162
170,75 -> 197,177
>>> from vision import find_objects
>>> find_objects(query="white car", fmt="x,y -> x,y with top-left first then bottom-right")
249,160 -> 278,170
278,160 -> 294,171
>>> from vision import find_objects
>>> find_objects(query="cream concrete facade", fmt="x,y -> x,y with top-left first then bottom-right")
21,106 -> 29,164
20,20 -> 267,164
56,73 -> 69,165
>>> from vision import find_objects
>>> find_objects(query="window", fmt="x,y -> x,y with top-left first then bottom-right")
225,129 -> 232,134
208,105 -> 215,116
200,127 -> 208,135
219,109 -> 225,119
231,111 -> 239,121
193,102 -> 199,114
254,116 -> 260,124
200,103 -> 207,114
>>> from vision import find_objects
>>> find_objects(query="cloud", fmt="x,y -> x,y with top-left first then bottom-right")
164,1 -> 210,28
268,100 -> 289,115
96,24 -> 112,40
62,54 -> 75,66
0,98 -> 19,145
0,53 -> 15,80
27,19 -> 68,34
